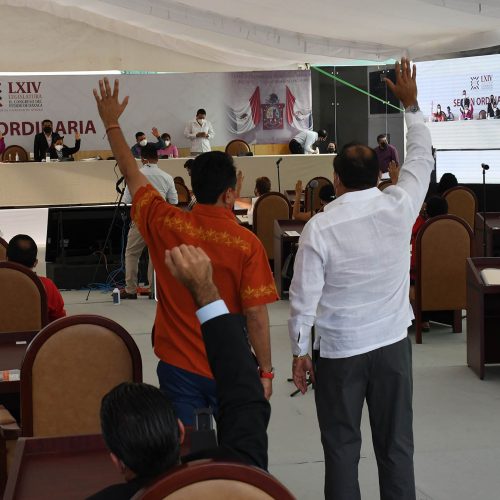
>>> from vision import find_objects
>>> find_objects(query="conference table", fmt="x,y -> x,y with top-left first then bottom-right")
0,155 -> 335,208
475,212 -> 500,257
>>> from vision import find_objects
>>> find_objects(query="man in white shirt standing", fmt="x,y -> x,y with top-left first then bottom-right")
289,58 -> 433,500
184,108 -> 215,156
121,144 -> 178,299
289,129 -> 327,154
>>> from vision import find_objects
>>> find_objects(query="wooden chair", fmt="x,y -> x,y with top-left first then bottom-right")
303,177 -> 333,213
443,186 -> 478,232
175,182 -> 191,203
253,193 -> 291,260
413,215 -> 474,343
132,460 -> 295,500
0,238 -> 7,261
1,146 -> 28,163
378,179 -> 393,191
225,140 -> 251,157
0,262 -> 48,341
0,315 -> 142,489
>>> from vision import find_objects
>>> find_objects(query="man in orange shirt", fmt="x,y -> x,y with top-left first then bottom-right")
94,79 -> 277,425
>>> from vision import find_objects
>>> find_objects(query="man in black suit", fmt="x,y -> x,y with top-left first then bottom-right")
88,245 -> 271,499
33,119 -> 59,161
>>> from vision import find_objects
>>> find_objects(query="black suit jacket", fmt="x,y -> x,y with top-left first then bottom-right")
34,132 -> 59,161
88,313 -> 271,499
49,139 -> 81,160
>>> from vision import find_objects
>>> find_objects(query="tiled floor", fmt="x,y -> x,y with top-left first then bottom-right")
63,291 -> 500,500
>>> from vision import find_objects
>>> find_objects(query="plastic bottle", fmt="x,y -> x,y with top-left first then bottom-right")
45,151 -> 51,163
15,153 -> 19,162
112,288 -> 120,305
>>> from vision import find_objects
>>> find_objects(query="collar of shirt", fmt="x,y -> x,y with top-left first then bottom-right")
324,187 -> 381,210
191,203 -> 237,221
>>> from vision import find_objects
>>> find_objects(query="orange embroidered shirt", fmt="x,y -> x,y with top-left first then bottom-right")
132,184 -> 278,378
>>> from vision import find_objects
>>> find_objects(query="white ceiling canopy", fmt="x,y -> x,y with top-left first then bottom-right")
1,0 -> 500,72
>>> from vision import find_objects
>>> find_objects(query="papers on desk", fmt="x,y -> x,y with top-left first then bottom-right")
285,230 -> 301,237
236,215 -> 249,223
480,268 -> 500,285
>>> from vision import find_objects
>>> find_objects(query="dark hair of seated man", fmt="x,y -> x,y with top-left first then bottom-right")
333,143 -> 380,190
140,143 -> 159,162
425,195 -> 448,218
190,151 -> 236,204
437,172 -> 458,195
101,382 -> 182,480
254,176 -> 271,196
6,234 -> 38,268
319,184 -> 335,203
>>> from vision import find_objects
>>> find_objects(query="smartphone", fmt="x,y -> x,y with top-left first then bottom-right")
194,408 -> 214,431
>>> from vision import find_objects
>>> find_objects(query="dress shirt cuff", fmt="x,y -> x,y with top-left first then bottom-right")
288,317 -> 314,356
196,300 -> 229,325
404,110 -> 424,127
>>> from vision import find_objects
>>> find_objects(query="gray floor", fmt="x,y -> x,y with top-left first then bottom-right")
62,290 -> 500,500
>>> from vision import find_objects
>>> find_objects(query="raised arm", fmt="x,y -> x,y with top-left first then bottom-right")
93,78 -> 148,199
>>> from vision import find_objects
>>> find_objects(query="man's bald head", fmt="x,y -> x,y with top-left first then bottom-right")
7,234 -> 38,269
333,143 -> 380,190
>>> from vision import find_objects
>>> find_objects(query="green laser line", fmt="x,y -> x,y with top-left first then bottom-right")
311,66 -> 404,112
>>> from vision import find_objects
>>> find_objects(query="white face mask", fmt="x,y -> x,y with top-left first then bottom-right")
197,118 -> 206,126
164,140 -> 171,147
55,145 -> 63,151
139,139 -> 148,147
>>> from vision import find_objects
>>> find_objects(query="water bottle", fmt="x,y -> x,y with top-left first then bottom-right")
45,151 -> 51,163
15,153 -> 19,162
112,288 -> 120,305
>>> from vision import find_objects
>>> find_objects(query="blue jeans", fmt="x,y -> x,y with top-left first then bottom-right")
157,361 -> 218,426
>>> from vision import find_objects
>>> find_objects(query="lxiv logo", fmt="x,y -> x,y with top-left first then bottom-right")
8,81 -> 42,94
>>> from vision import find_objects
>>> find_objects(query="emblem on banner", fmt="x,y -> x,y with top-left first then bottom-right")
261,93 -> 285,130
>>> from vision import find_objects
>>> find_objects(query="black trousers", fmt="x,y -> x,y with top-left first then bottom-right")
315,337 -> 415,500
289,139 -> 304,154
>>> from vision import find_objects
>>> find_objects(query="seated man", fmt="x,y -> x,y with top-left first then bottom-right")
6,234 -> 66,323
48,132 -> 81,161
247,176 -> 271,226
130,128 -> 166,158
292,180 -> 335,222
89,245 -> 271,499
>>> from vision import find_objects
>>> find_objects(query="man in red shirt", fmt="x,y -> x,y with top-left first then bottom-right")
6,234 -> 66,323
93,79 -> 277,425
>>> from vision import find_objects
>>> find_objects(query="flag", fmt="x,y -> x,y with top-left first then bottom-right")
227,87 -> 261,134
286,85 -> 313,131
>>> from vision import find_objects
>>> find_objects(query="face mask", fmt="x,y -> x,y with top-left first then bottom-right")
43,126 -> 52,134
380,141 -> 387,149
139,139 -> 147,147
55,145 -> 63,151
197,119 -> 206,126
164,140 -> 171,147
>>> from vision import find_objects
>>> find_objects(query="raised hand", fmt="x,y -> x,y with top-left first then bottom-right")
93,78 -> 129,128
152,127 -> 160,138
388,160 -> 400,184
384,57 -> 417,109
164,245 -> 220,307
75,131 -> 81,141
295,179 -> 303,196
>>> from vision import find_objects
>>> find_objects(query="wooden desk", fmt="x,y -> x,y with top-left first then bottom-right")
0,343 -> 28,395
466,257 -> 500,379
475,213 -> 500,257
4,431 -> 194,500
273,220 -> 306,299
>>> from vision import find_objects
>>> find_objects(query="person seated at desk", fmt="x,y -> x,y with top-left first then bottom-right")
89,245 -> 271,500
437,172 -> 458,195
157,133 -> 179,158
48,132 -> 81,161
6,234 -> 66,323
247,176 -> 271,226
34,119 -> 59,161
130,128 -> 166,158
292,180 -> 335,222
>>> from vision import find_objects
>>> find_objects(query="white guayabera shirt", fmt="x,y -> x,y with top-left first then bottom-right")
289,111 -> 434,359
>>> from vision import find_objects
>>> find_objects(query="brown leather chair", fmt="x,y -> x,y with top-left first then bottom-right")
0,238 -> 7,261
304,177 -> 333,213
253,192 -> 291,260
413,215 -> 474,343
1,146 -> 28,162
378,179 -> 393,191
0,262 -> 48,341
225,140 -> 251,157
443,186 -> 478,232
132,460 -> 295,500
0,315 -> 142,489
175,182 -> 191,203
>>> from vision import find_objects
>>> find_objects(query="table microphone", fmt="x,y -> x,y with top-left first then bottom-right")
481,163 -> 490,170
276,157 -> 283,165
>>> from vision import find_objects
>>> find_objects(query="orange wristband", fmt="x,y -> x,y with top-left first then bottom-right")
106,125 -> 121,135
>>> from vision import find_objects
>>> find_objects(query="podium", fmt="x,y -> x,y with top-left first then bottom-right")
466,257 -> 500,379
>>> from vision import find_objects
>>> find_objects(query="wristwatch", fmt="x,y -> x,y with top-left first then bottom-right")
405,102 -> 420,113
259,367 -> 275,380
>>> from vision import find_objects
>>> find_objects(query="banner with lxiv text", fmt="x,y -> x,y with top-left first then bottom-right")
0,71 -> 312,154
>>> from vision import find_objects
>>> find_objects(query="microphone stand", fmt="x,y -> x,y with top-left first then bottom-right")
275,158 -> 282,193
482,164 -> 488,257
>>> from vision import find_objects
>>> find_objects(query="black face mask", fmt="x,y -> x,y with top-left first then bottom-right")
43,126 -> 52,134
